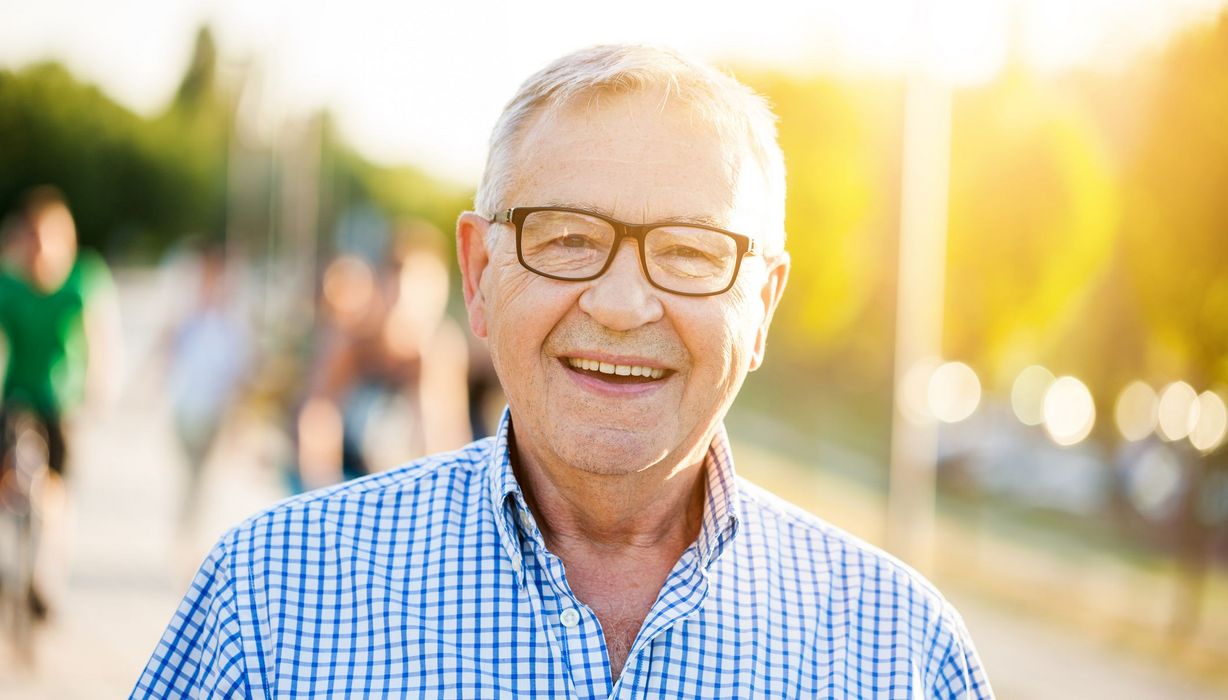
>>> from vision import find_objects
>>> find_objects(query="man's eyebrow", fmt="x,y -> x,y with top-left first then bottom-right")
662,213 -> 725,228
541,201 -> 725,228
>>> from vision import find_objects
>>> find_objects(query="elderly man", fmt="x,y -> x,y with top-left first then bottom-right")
135,45 -> 992,698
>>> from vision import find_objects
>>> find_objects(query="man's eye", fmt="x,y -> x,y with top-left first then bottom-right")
556,233 -> 599,249
662,245 -> 715,261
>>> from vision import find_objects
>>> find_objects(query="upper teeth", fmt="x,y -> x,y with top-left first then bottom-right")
568,357 -> 665,379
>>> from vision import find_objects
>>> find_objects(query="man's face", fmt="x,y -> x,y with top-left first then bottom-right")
21,204 -> 77,288
459,89 -> 788,477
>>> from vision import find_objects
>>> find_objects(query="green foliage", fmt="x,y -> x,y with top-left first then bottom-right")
0,27 -> 231,259
946,72 -> 1119,387
0,24 -> 468,262
732,73 -> 905,444
738,11 -> 1228,441
0,62 -> 183,252
154,25 -> 231,245
1121,12 -> 1228,387
173,27 -> 220,112
741,73 -> 903,361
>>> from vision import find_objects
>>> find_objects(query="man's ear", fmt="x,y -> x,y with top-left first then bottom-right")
456,211 -> 492,338
749,251 -> 790,372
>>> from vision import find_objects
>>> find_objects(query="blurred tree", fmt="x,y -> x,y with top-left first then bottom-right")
0,23 -> 471,264
155,25 -> 231,247
734,72 -> 905,455
1121,11 -> 1228,390
1113,14 -> 1228,636
173,26 -> 219,112
0,28 -> 230,258
745,74 -> 900,358
0,62 -> 181,253
945,68 -> 1119,389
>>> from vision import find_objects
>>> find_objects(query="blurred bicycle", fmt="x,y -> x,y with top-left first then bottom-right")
0,406 -> 50,664
0,186 -> 123,658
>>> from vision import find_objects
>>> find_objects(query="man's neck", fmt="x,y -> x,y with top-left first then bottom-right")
510,431 -> 709,556
510,428 -> 712,679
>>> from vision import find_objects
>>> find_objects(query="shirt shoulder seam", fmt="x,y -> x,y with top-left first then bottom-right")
225,438 -> 495,537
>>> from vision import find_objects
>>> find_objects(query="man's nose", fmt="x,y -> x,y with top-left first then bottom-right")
577,240 -> 664,331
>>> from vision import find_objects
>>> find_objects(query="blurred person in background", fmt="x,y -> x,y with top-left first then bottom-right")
136,45 -> 991,697
161,243 -> 251,539
0,185 -> 122,618
295,219 -> 470,490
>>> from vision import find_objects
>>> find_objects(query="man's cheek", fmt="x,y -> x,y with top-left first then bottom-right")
494,269 -> 546,311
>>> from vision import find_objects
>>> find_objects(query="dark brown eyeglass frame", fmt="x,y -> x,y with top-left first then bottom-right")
489,206 -> 759,297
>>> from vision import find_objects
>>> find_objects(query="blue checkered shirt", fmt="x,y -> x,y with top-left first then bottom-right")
134,412 -> 992,698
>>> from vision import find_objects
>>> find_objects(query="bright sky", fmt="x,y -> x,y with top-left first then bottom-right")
2,0 -> 1224,183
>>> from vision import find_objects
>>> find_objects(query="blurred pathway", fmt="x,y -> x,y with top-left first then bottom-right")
0,269 -> 290,698
952,592 -> 1226,700
735,442 -> 1228,700
0,382 -> 288,697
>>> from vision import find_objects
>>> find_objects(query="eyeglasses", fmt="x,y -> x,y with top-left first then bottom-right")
489,206 -> 759,297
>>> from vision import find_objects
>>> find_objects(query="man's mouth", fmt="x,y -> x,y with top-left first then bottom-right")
563,357 -> 670,384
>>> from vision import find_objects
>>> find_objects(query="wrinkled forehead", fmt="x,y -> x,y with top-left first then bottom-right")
505,89 -> 769,230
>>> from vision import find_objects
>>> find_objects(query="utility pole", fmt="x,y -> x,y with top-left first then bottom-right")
886,14 -> 955,575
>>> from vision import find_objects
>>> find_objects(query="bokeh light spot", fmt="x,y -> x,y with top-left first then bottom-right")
1042,376 -> 1095,446
1115,380 -> 1158,442
1156,381 -> 1197,441
927,361 -> 982,423
1011,365 -> 1055,426
1189,390 -> 1228,453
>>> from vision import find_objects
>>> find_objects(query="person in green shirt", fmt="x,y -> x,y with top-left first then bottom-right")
0,185 -> 122,617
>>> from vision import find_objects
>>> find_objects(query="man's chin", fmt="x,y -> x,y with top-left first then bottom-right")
552,427 -> 673,477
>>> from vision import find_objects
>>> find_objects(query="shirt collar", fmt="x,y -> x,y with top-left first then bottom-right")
485,408 -> 533,581
696,423 -> 741,569
485,408 -> 742,578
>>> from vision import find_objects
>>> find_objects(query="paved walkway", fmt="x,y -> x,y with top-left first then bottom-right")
0,391 -> 287,697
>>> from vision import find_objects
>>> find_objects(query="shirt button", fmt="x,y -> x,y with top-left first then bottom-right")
559,607 -> 580,628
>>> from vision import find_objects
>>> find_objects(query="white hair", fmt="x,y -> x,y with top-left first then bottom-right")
474,44 -> 787,253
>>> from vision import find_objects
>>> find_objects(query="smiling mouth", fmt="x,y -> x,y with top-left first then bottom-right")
563,357 -> 670,384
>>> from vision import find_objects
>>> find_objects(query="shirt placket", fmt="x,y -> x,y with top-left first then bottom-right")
609,548 -> 710,699
516,508 -> 614,700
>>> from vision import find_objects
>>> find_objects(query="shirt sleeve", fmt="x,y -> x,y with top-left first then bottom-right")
131,541 -> 252,699
927,603 -> 995,700
76,249 -> 117,300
